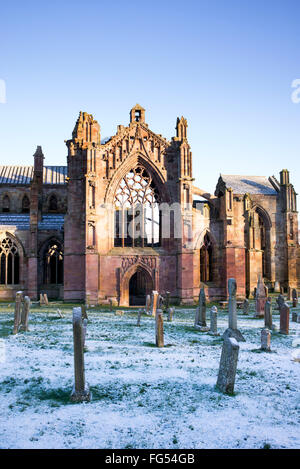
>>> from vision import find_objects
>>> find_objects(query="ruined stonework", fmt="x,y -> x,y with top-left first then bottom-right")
0,106 -> 299,305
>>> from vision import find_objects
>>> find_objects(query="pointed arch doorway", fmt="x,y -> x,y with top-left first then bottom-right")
128,267 -> 153,306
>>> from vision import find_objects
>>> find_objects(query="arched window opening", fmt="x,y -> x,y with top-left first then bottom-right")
22,195 -> 30,213
0,237 -> 20,285
114,167 -> 161,247
259,214 -> 266,278
200,233 -> 213,282
49,195 -> 58,212
44,242 -> 63,284
2,195 -> 10,213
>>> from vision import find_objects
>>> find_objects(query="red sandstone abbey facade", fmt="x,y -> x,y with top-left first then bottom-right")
0,105 -> 299,304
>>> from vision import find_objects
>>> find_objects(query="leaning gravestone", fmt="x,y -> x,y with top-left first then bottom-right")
209,306 -> 219,336
155,310 -> 164,347
223,279 -> 245,342
243,299 -> 249,315
13,291 -> 23,335
255,275 -> 266,317
20,296 -> 31,332
216,337 -> 240,394
264,300 -> 273,330
292,289 -> 298,308
70,307 -> 91,402
194,287 -> 209,331
261,328 -> 271,352
279,303 -> 290,335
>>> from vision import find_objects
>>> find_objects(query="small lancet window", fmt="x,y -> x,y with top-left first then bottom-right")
49,195 -> 58,212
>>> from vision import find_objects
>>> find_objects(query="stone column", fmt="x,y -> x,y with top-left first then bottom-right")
155,310 -> 164,347
209,306 -> 219,335
279,303 -> 290,335
13,291 -> 23,335
20,296 -> 31,332
255,275 -> 266,317
70,307 -> 91,402
223,278 -> 245,342
216,337 -> 240,394
274,281 -> 280,293
264,300 -> 272,330
261,328 -> 271,351
151,291 -> 159,317
165,291 -> 170,309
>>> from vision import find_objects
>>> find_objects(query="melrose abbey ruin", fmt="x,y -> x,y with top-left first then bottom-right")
0,104 -> 299,305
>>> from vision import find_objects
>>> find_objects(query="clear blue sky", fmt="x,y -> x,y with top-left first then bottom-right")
1,0 -> 300,196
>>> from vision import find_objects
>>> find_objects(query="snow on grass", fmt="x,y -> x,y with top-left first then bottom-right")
0,301 -> 299,449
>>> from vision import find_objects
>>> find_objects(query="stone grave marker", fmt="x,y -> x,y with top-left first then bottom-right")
216,337 -> 240,394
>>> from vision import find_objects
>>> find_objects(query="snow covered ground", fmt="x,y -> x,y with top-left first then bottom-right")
0,300 -> 299,449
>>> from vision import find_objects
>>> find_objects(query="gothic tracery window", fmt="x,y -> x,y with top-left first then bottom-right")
114,167 -> 160,247
43,241 -> 63,284
200,233 -> 213,282
0,237 -> 20,285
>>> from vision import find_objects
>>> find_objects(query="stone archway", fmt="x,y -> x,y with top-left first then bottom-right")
120,264 -> 154,306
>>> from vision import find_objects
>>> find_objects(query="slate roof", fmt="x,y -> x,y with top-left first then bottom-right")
0,166 -> 67,185
0,214 -> 64,230
219,175 -> 278,195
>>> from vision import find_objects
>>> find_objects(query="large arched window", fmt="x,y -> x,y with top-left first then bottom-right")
0,237 -> 20,285
114,167 -> 160,247
43,241 -> 63,284
200,233 -> 213,282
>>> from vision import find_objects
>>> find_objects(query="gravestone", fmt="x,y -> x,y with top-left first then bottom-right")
156,310 -> 164,347
167,307 -> 174,322
39,293 -> 44,305
261,328 -> 271,352
81,304 -> 88,320
279,303 -> 290,335
274,281 -> 280,293
209,306 -> 219,336
223,279 -> 245,342
151,291 -> 159,317
264,300 -> 272,330
243,299 -> 250,315
292,289 -> 298,308
13,291 -> 23,335
255,275 -> 266,317
109,299 -> 113,312
194,287 -> 208,331
20,296 -> 31,332
70,307 -> 90,402
297,313 -> 300,324
276,294 -> 285,310
137,309 -> 142,326
292,311 -> 298,322
216,337 -> 240,394
145,294 -> 151,315
43,293 -> 49,305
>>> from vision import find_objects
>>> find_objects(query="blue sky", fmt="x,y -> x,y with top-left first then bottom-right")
1,0 -> 300,195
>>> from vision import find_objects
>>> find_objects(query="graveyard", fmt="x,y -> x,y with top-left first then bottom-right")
0,289 -> 300,450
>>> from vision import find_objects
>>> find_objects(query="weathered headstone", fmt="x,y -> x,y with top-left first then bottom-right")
223,279 -> 245,342
43,293 -> 49,305
255,275 -> 266,317
20,296 -> 31,332
155,310 -> 164,347
276,294 -> 285,310
109,299 -> 113,312
194,287 -> 208,331
261,328 -> 271,352
209,306 -> 219,335
274,281 -> 280,293
145,294 -> 151,315
292,311 -> 298,322
264,300 -> 272,330
292,289 -> 298,308
13,291 -> 23,335
279,303 -> 290,335
137,309 -> 142,326
70,307 -> 90,402
39,293 -> 44,305
167,307 -> 174,322
81,304 -> 88,320
243,299 -> 249,315
151,291 -> 159,317
216,337 -> 240,394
